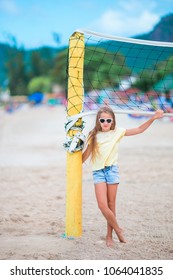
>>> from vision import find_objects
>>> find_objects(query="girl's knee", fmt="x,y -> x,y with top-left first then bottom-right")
98,201 -> 108,212
108,201 -> 115,209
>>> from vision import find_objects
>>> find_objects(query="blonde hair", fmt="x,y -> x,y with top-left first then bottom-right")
88,106 -> 116,161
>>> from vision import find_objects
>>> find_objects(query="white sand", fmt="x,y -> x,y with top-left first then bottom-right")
0,105 -> 173,260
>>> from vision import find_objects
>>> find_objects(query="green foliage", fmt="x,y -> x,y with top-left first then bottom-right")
1,17 -> 173,97
27,47 -> 57,79
29,51 -> 44,77
158,55 -> 173,77
52,48 -> 68,89
28,76 -> 52,93
1,42 -> 62,96
6,48 -> 28,95
134,70 -> 155,92
134,54 -> 173,92
84,47 -> 131,91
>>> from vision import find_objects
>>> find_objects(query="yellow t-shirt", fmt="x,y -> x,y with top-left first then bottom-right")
91,128 -> 126,171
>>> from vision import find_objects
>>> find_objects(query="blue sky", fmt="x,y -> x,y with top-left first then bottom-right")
0,0 -> 172,49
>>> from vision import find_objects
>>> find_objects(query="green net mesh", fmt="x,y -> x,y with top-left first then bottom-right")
67,30 -> 173,116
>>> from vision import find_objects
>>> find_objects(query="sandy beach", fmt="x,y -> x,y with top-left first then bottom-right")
0,105 -> 173,260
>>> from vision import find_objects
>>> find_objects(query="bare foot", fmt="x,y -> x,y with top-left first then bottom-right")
116,230 -> 127,243
106,236 -> 114,247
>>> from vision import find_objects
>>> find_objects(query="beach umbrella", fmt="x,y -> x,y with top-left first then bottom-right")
28,92 -> 44,104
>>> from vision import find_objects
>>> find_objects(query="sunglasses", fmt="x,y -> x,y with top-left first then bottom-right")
99,118 -> 113,124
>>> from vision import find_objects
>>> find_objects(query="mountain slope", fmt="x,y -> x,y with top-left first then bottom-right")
134,13 -> 173,42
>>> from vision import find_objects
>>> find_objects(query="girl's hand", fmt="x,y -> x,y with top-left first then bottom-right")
153,109 -> 164,120
125,109 -> 164,137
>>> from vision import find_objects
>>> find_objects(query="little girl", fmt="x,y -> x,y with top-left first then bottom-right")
82,106 -> 164,247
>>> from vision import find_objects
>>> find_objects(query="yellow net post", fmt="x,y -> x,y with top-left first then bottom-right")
66,32 -> 84,237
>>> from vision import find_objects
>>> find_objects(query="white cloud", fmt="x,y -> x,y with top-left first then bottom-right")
119,0 -> 157,14
90,5 -> 159,37
0,0 -> 20,15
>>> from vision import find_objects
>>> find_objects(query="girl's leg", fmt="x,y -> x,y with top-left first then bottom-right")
94,182 -> 126,243
106,183 -> 119,246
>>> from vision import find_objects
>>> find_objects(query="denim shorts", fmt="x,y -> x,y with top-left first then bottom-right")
92,165 -> 120,185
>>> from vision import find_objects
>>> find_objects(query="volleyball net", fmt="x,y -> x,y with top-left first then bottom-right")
65,30 -> 173,237
67,29 -> 173,118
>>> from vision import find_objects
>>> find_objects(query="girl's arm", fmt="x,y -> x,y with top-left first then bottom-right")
124,109 -> 164,136
82,144 -> 92,163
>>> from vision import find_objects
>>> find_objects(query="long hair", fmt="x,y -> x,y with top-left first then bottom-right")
88,106 -> 116,161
